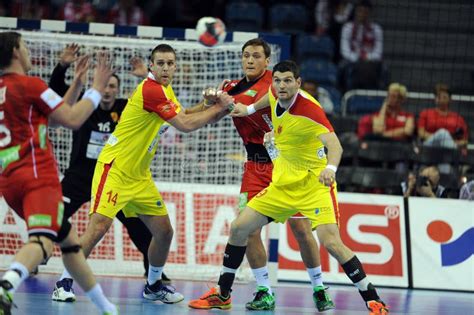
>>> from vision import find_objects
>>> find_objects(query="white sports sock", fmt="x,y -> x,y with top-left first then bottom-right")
252,266 -> 272,294
354,277 -> 370,291
86,284 -> 116,314
3,261 -> 30,293
147,265 -> 163,285
307,266 -> 324,288
59,269 -> 72,281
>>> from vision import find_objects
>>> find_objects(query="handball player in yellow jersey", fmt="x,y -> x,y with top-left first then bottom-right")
189,60 -> 389,315
78,43 -> 233,304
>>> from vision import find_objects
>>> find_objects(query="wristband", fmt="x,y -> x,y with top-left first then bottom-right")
82,88 -> 102,110
247,104 -> 256,115
326,164 -> 338,173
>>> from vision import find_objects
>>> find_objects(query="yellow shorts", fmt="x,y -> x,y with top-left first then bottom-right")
90,161 -> 168,219
247,171 -> 339,229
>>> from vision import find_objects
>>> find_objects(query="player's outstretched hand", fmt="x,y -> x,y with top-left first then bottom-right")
319,168 -> 335,187
229,103 -> 249,117
59,43 -> 80,67
73,55 -> 90,85
217,79 -> 231,91
92,51 -> 117,93
215,92 -> 234,112
129,57 -> 148,78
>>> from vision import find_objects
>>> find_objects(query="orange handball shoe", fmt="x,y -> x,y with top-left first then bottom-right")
367,300 -> 390,315
188,287 -> 232,310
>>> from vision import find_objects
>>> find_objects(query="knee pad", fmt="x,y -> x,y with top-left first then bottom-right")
28,234 -> 54,265
60,244 -> 82,254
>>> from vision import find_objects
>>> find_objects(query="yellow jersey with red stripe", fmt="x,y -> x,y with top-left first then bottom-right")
98,73 -> 181,179
269,88 -> 334,186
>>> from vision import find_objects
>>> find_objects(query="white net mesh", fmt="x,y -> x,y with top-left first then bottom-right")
0,30 -> 281,280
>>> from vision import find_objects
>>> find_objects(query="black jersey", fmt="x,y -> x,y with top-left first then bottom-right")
66,100 -> 126,182
49,63 -> 126,183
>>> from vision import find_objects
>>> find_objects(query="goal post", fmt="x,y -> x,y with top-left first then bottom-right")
0,17 -> 289,282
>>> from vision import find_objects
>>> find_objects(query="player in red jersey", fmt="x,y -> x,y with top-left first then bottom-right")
188,38 -> 334,311
0,31 -> 118,315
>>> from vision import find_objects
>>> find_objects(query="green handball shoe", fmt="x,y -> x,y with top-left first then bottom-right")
245,286 -> 275,311
313,286 -> 335,312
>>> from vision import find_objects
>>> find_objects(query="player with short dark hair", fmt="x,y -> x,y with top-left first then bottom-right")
190,60 -> 390,315
0,31 -> 118,315
187,38 -> 334,311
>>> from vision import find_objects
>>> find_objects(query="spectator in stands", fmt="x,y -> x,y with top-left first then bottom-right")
357,83 -> 414,141
418,83 -> 469,149
401,166 -> 447,198
315,0 -> 354,63
370,83 -> 414,141
340,0 -> 383,90
10,0 -> 50,19
106,0 -> 149,26
459,180 -> 474,200
302,79 -> 334,115
58,0 -> 96,23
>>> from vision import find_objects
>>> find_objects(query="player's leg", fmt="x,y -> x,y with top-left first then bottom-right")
311,183 -> 388,314
189,205 -> 270,310
137,213 -> 183,303
316,224 -> 388,314
128,179 -> 182,303
115,211 -> 164,280
53,175 -> 90,302
288,217 -> 335,311
239,162 -> 276,310
57,223 -> 118,314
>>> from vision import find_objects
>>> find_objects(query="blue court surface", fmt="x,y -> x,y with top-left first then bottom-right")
9,273 -> 474,314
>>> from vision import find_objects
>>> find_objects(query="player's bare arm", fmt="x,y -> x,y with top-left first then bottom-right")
230,92 -> 270,117
50,51 -> 116,129
61,55 -> 90,105
168,92 -> 234,132
318,132 -> 343,187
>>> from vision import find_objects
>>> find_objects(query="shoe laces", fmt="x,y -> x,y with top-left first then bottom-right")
253,287 -> 269,301
200,287 -> 219,299
367,300 -> 389,314
314,286 -> 330,301
62,278 -> 74,292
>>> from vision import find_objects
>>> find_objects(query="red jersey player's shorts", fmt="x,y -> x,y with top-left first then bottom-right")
2,167 -> 64,239
239,161 -> 273,210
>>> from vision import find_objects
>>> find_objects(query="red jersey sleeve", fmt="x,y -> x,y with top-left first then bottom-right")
417,109 -> 428,130
290,96 -> 334,132
142,80 -> 178,121
27,77 -> 63,116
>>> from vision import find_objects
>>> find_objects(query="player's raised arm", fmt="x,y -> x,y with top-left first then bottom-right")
168,92 -> 234,132
318,132 -> 343,187
230,92 -> 270,117
50,51 -> 116,130
61,54 -> 90,105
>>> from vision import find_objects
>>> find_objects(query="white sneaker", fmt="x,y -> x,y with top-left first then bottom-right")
52,278 -> 76,302
142,281 -> 184,304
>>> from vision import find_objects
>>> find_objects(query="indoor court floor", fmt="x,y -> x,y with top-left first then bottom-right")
8,273 -> 474,314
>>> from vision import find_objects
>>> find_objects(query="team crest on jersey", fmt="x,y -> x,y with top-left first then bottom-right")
0,87 -> 6,104
277,125 -> 283,134
110,112 -> 119,122
245,89 -> 257,97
